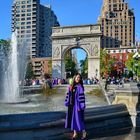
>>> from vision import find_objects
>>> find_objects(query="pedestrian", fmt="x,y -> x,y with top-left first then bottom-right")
105,78 -> 108,90
69,77 -> 73,86
64,73 -> 88,140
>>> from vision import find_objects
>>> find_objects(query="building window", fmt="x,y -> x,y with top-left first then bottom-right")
27,5 -> 31,8
27,9 -> 31,12
16,10 -> 20,13
21,18 -> 25,20
27,26 -> 31,29
16,1 -> 20,5
26,34 -> 31,37
109,5 -> 111,11
21,31 -> 25,33
21,1 -> 26,4
16,14 -> 20,17
27,13 -> 31,16
21,22 -> 25,25
27,21 -> 31,24
21,10 -> 25,12
16,6 -> 20,9
27,17 -> 31,20
27,0 -> 31,4
26,30 -> 31,33
21,5 -> 25,8
21,26 -> 25,29
16,18 -> 20,21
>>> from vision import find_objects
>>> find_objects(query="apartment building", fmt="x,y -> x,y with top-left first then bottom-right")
98,0 -> 135,48
31,57 -> 52,79
12,0 -> 59,58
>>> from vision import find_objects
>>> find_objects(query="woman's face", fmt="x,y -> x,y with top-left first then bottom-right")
75,75 -> 81,83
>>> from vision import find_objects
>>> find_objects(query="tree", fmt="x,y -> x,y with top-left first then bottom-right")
0,39 -> 11,55
80,57 -> 88,78
65,58 -> 78,78
100,49 -> 116,78
25,62 -> 35,79
125,52 -> 140,77
48,60 -> 52,77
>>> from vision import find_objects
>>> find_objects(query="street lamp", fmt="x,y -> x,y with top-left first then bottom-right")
133,52 -> 140,82
95,69 -> 98,77
134,63 -> 138,82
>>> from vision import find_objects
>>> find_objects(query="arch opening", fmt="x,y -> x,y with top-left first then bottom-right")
63,47 -> 88,79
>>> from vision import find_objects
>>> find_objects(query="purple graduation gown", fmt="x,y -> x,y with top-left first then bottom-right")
64,84 -> 86,131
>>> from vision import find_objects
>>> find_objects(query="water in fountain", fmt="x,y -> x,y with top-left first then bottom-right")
0,31 -> 108,113
1,31 -> 30,103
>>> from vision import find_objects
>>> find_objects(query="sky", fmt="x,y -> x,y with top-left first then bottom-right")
0,0 -> 140,61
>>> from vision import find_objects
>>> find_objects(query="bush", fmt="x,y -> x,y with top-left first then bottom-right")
41,84 -> 56,96
86,88 -> 103,97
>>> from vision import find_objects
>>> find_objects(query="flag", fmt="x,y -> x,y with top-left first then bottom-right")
135,36 -> 138,42
135,35 -> 138,47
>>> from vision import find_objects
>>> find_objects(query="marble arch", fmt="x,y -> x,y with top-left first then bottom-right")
51,24 -> 102,79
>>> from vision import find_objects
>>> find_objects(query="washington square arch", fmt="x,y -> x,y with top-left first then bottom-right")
52,24 -> 102,80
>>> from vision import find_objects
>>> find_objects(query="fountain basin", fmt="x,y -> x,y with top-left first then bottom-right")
0,104 -> 133,140
0,98 -> 29,104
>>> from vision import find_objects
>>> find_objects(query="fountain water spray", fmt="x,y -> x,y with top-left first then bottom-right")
1,31 -> 30,103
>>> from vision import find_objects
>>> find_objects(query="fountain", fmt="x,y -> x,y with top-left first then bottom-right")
0,32 -> 134,140
0,31 -> 29,103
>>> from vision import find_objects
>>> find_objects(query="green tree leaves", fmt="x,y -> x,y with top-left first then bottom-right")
125,52 -> 140,77
65,58 -> 78,78
0,39 -> 11,55
100,49 -> 116,77
80,57 -> 88,78
25,62 -> 35,79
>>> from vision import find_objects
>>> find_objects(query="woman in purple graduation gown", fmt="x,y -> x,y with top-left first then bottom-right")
65,73 -> 87,139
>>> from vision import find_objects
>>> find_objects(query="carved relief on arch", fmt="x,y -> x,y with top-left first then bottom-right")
53,38 -> 75,45
62,45 -> 69,54
52,45 -> 61,59
91,44 -> 99,56
90,25 -> 100,30
79,37 -> 100,44
80,44 -> 99,57
61,45 -> 68,57
90,25 -> 100,33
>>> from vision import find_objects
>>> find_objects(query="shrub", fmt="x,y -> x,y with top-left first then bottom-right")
41,84 -> 56,96
86,88 -> 103,97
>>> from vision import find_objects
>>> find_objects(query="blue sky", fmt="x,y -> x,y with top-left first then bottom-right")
0,0 -> 140,61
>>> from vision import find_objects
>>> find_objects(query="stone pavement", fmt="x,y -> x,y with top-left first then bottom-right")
64,129 -> 140,140
92,132 -> 140,140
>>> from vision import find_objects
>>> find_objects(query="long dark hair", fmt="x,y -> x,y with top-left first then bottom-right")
71,73 -> 84,91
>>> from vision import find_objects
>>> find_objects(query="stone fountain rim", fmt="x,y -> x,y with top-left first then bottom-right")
0,98 -> 30,104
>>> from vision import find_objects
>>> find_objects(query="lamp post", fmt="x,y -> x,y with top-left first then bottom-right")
133,52 -> 140,82
134,63 -> 138,82
95,69 -> 98,78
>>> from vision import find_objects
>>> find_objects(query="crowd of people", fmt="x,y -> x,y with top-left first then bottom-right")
24,76 -> 100,87
24,74 -> 135,92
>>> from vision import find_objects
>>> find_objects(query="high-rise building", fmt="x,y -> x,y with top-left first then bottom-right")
12,0 -> 59,58
98,0 -> 135,48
